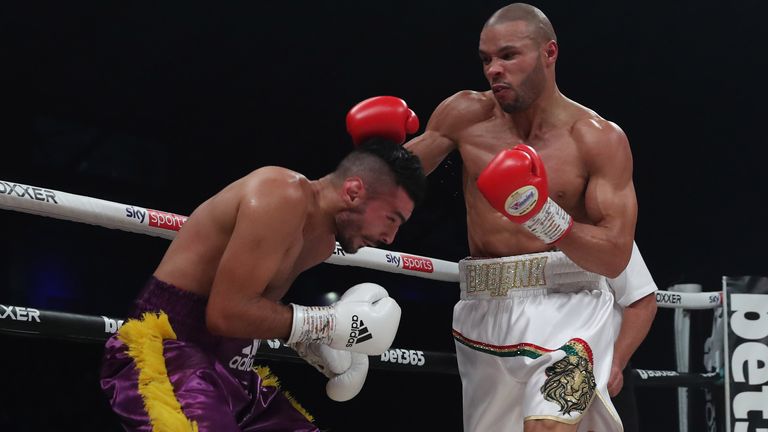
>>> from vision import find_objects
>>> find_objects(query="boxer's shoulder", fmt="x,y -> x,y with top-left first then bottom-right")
429,90 -> 497,135
245,166 -> 306,183
243,167 -> 308,192
559,99 -> 628,153
234,167 -> 312,213
443,90 -> 496,119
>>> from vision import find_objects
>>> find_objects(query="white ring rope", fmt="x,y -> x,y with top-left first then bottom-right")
0,179 -> 723,306
0,180 -> 458,282
654,290 -> 722,310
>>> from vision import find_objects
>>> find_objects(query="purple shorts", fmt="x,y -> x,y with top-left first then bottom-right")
100,276 -> 318,432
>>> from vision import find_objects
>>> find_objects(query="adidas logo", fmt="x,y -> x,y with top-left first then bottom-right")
345,315 -> 373,348
229,340 -> 259,371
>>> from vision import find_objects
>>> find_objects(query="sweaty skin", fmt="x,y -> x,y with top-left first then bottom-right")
406,22 -> 636,278
153,166 -> 413,341
404,13 -> 643,431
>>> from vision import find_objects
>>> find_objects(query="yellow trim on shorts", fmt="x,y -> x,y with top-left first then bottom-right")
254,365 -> 316,423
118,311 -> 199,432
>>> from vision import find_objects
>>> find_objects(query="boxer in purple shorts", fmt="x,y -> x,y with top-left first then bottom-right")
99,131 -> 426,431
101,277 -> 316,431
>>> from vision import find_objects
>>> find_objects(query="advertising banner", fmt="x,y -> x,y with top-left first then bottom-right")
723,276 -> 768,432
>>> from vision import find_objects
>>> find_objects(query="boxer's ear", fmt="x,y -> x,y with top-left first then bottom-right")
544,40 -> 558,64
342,177 -> 366,206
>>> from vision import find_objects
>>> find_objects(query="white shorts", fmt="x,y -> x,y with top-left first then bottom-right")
453,252 -> 623,432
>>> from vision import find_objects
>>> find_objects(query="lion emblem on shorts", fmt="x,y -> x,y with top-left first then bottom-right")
540,340 -> 596,415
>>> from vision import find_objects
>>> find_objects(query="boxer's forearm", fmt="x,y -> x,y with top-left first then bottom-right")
612,293 -> 657,369
556,223 -> 634,278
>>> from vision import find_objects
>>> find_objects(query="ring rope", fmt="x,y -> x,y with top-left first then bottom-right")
0,179 -> 723,308
0,178 -> 727,387
0,180 -> 458,282
654,290 -> 722,309
0,304 -> 723,387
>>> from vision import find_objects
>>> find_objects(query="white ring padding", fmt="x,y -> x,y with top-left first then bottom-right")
0,180 -> 733,298
0,180 -> 184,240
0,180 -> 459,282
326,245 -> 459,282
655,290 -> 722,309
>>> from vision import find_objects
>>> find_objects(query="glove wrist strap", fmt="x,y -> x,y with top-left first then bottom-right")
287,304 -> 335,345
523,198 -> 573,244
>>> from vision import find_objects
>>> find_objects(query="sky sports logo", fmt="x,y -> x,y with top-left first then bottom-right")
385,253 -> 434,273
125,206 -> 187,231
148,209 -> 187,230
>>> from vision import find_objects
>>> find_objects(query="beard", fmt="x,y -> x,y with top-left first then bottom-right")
498,58 -> 546,114
336,232 -> 360,254
335,207 -> 365,254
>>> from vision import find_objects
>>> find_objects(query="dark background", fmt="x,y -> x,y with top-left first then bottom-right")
2,0 -> 766,430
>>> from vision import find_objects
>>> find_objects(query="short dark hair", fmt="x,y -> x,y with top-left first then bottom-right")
334,137 -> 426,205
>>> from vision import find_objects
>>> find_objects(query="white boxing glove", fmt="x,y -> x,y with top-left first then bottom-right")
327,352 -> 368,402
287,282 -> 401,355
291,342 -> 352,377
289,342 -> 369,402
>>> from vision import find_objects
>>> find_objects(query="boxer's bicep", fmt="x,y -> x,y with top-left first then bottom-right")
404,130 -> 456,175
405,92 -> 483,175
581,120 -> 637,258
209,187 -> 306,315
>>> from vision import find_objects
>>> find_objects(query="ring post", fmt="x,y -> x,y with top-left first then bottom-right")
670,283 -> 702,432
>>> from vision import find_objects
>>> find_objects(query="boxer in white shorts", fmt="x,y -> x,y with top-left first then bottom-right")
453,251 -> 622,431
401,4 -> 649,429
453,243 -> 657,432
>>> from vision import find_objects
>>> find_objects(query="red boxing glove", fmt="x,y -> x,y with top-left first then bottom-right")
346,96 -> 419,146
477,144 -> 573,244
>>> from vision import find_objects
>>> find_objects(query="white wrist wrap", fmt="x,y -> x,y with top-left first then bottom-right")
523,197 -> 573,244
287,304 -> 335,345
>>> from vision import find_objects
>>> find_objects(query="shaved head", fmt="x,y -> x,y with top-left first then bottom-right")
485,3 -> 556,44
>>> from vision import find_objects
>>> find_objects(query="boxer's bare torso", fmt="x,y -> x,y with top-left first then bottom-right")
154,167 -> 337,301
406,90 -> 635,270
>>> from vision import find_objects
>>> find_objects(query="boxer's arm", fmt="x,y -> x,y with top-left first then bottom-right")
609,292 -> 658,396
404,131 -> 456,175
404,91 -> 479,174
205,172 -> 304,339
607,243 -> 658,395
555,119 -> 637,277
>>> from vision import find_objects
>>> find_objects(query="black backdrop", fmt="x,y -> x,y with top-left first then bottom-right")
2,0 -> 766,430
